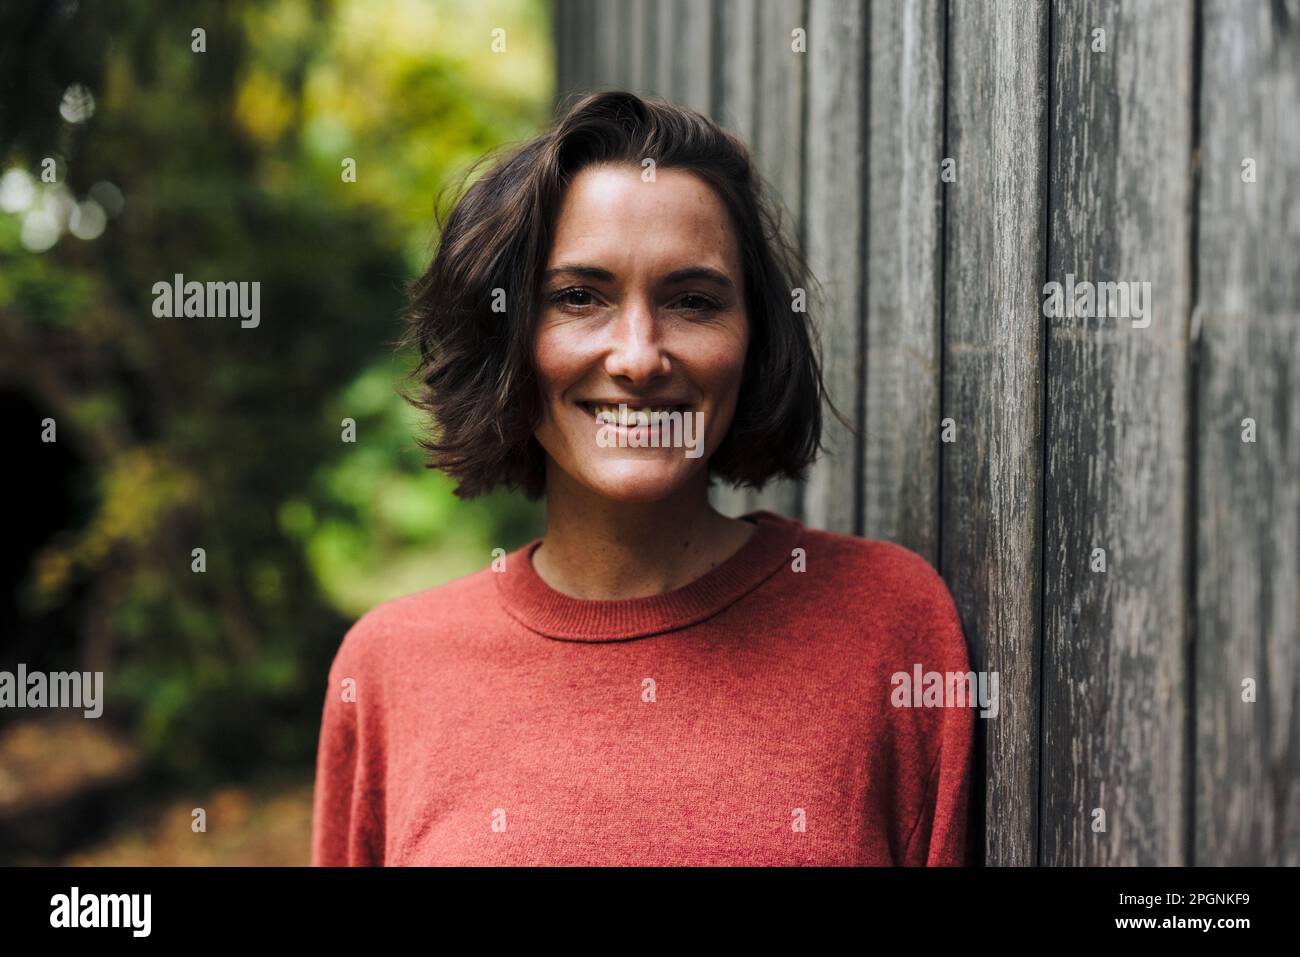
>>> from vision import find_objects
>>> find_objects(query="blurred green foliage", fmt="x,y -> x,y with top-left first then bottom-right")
0,0 -> 548,783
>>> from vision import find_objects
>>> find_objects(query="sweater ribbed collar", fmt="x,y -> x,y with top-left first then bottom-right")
495,509 -> 804,642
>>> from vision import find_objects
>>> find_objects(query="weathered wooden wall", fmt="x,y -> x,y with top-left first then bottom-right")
553,0 -> 1298,866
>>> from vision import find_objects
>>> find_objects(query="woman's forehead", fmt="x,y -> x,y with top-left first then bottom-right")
547,164 -> 741,277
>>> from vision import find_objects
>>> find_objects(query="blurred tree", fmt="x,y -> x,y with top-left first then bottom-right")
0,0 -> 549,784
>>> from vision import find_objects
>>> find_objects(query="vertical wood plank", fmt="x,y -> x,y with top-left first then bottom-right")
673,0 -> 716,113
581,0 -> 600,90
567,0 -> 594,94
754,0 -> 807,241
1041,0 -> 1193,866
713,0 -> 758,142
1196,317 -> 1299,864
615,0 -> 634,91
941,0 -> 1048,867
863,0 -> 945,561
553,0 -> 572,107
708,0 -> 761,519
801,0 -> 865,534
653,0 -> 676,98
1198,1 -> 1300,316
650,0 -> 715,108
747,0 -> 809,521
627,0 -> 656,95
1196,0 -> 1300,865
594,0 -> 623,88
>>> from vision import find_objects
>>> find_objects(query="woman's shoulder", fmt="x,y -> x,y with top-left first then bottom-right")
791,523 -> 966,656
798,523 -> 949,596
744,510 -> 956,612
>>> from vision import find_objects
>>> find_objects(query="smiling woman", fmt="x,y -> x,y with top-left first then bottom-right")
400,91 -> 826,508
311,91 -> 975,867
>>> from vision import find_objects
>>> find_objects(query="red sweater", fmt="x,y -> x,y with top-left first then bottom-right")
311,509 -> 975,866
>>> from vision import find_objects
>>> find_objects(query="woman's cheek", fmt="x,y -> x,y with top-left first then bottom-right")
531,325 -> 575,408
697,326 -> 748,438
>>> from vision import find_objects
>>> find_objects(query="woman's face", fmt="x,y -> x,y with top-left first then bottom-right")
532,162 -> 748,503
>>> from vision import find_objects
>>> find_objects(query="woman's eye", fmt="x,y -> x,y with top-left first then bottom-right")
674,293 -> 721,313
552,287 -> 595,308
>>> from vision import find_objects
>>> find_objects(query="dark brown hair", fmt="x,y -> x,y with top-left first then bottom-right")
400,90 -> 835,500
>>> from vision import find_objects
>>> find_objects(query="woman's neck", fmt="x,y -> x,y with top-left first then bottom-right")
531,469 -> 756,600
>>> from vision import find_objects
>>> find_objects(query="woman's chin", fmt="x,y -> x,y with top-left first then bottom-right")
578,459 -> 700,503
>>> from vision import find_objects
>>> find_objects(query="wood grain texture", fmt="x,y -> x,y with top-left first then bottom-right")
801,0 -> 865,535
710,0 -> 808,521
627,0 -> 656,95
651,0 -> 675,98
1199,0 -> 1300,317
863,0 -> 944,561
713,0 -> 758,141
672,0 -> 716,113
595,0 -> 625,89
1041,0 -> 1193,866
560,0 -> 594,95
941,0 -> 1048,867
709,0 -> 761,520
1195,315 -> 1299,865
553,0 -> 571,103
747,0 -> 808,521
1195,0 -> 1300,865
549,0 -> 1298,868
573,0 -> 593,93
615,0 -> 635,91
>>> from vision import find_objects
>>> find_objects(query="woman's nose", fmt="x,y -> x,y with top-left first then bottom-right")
603,295 -> 670,383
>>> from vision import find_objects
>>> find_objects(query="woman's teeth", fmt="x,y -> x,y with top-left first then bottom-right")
586,402 -> 685,427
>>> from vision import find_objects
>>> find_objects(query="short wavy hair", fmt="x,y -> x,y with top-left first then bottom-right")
400,90 -> 833,500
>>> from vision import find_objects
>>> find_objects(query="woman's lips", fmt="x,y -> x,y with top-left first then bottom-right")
571,400 -> 706,458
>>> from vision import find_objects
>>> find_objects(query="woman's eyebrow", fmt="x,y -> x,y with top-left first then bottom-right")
542,264 -> 615,283
661,266 -> 735,290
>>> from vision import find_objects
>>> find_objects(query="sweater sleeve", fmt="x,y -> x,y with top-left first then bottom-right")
902,577 -> 976,867
311,627 -> 385,866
